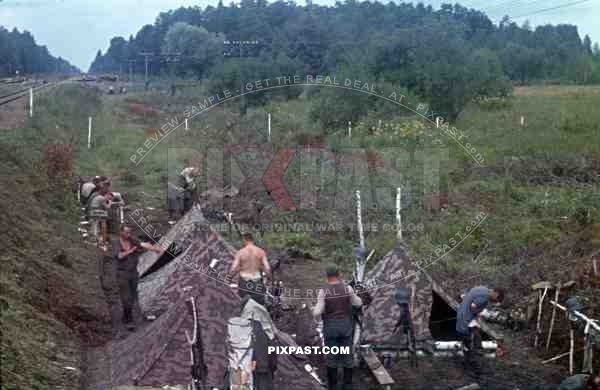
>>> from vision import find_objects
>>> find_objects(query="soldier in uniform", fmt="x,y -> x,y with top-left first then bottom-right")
312,264 -> 362,390
180,167 -> 199,214
88,188 -> 112,243
112,224 -> 161,330
80,176 -> 100,206
456,286 -> 504,370
167,167 -> 199,224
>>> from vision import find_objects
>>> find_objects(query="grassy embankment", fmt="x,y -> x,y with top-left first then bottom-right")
1,80 -> 599,388
80,82 -> 600,285
1,85 -> 110,390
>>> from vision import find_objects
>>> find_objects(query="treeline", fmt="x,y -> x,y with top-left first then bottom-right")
0,26 -> 79,76
89,1 -> 600,118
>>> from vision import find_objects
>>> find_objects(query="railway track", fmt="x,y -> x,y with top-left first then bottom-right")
0,82 -> 57,107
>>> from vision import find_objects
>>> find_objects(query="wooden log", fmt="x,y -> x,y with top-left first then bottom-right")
362,347 -> 395,385
546,283 -> 561,351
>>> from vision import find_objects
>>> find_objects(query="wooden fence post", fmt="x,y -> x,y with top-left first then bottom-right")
87,117 -> 92,149
356,190 -> 364,249
396,187 -> 402,239
348,121 -> 352,141
29,88 -> 33,117
268,112 -> 271,142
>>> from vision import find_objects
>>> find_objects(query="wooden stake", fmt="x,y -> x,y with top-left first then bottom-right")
356,190 -> 364,249
348,121 -> 352,140
546,284 -> 561,351
268,112 -> 271,142
582,322 -> 594,374
87,117 -> 92,149
569,328 -> 575,375
29,88 -> 33,117
534,287 -> 548,348
396,187 -> 402,239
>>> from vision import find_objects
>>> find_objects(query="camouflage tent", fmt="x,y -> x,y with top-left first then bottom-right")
362,243 -> 451,347
85,206 -> 323,389
137,204 -> 208,277
137,217 -> 237,316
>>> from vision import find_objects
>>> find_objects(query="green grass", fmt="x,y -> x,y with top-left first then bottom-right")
2,79 -> 600,389
13,81 -> 600,283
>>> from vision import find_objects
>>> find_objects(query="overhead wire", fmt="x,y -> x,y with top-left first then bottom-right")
441,0 -> 593,23
509,0 -> 591,19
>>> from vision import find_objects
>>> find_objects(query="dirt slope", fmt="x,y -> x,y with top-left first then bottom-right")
0,142 -> 111,389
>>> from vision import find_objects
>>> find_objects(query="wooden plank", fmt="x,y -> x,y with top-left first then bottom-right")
362,348 -> 395,385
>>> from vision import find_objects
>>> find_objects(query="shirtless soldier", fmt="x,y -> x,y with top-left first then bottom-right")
229,232 -> 271,305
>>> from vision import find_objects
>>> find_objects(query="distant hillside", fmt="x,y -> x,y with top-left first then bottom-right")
0,26 -> 79,76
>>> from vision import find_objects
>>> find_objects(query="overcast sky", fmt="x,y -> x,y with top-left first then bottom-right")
1,0 -> 598,71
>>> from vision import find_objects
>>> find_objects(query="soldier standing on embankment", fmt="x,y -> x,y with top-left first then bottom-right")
88,188 -> 112,243
111,224 -> 161,331
167,166 -> 199,224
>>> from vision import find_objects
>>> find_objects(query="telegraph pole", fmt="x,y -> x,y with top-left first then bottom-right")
139,51 -> 153,84
160,53 -> 182,96
128,59 -> 135,82
139,52 -> 180,85
223,40 -> 261,116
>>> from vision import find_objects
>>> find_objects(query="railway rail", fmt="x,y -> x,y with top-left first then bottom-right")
0,81 -> 57,107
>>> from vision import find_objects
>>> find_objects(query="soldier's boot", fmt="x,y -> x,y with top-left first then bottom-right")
342,368 -> 353,390
326,367 -> 338,390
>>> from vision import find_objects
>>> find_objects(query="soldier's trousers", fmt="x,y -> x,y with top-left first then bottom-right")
183,189 -> 195,213
117,269 -> 139,324
167,191 -> 183,219
459,329 -> 482,371
238,277 -> 266,305
323,318 -> 354,369
253,371 -> 274,390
